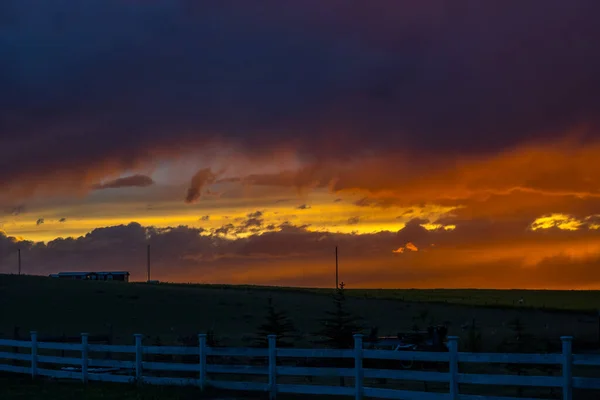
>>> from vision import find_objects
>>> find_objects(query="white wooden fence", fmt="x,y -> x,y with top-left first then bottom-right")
1,333 -> 599,400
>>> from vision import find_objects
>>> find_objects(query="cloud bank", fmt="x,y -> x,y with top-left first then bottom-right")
1,1 -> 600,202
2,217 -> 600,289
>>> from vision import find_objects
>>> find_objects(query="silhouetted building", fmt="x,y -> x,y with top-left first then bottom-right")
49,271 -> 130,282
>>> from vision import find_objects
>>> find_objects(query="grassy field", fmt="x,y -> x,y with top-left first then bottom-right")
152,282 -> 600,312
0,274 -> 599,352
1,275 -> 600,399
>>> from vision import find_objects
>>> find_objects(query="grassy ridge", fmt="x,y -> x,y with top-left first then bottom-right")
1,274 -> 598,351
1,275 -> 599,399
145,281 -> 600,312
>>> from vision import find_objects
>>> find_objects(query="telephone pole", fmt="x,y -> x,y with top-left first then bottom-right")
18,248 -> 21,276
147,244 -> 151,282
335,246 -> 339,289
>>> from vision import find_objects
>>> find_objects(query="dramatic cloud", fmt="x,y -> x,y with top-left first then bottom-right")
185,169 -> 218,204
92,175 -> 155,190
247,211 -> 263,219
2,1 -> 600,288
2,219 -> 600,289
1,1 -> 600,201
393,242 -> 419,254
347,216 -> 360,225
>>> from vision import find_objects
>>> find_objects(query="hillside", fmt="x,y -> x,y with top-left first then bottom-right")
0,274 -> 598,351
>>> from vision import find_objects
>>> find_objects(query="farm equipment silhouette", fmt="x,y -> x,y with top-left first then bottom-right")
364,325 -> 449,370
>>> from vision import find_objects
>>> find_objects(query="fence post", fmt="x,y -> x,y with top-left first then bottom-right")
354,334 -> 364,400
134,334 -> 143,384
198,334 -> 207,390
81,333 -> 89,383
561,336 -> 573,400
448,336 -> 459,400
268,335 -> 277,400
30,331 -> 38,379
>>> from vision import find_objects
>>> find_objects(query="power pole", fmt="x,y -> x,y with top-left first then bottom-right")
147,244 -> 150,282
18,248 -> 21,276
335,246 -> 339,289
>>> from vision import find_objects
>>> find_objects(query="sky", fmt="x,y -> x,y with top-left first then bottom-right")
2,1 -> 600,288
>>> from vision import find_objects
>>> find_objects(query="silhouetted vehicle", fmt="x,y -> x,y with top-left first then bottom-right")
364,325 -> 449,370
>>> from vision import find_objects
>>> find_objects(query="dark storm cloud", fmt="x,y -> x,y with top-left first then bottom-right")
92,175 -> 155,190
347,216 -> 360,225
185,169 -> 218,204
2,1 -> 600,199
247,211 -> 263,219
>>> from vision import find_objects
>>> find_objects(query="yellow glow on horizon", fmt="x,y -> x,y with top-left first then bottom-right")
2,191 -> 458,242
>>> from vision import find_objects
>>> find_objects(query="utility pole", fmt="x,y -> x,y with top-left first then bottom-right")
147,244 -> 150,282
597,310 -> 600,349
335,246 -> 339,289
18,248 -> 21,276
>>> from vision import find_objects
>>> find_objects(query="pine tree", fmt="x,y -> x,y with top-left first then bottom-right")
315,287 -> 363,349
465,319 -> 482,353
314,287 -> 363,387
255,296 -> 296,348
206,328 -> 219,348
498,317 -> 537,398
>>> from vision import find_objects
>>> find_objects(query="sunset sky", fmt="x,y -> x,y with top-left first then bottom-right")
2,1 -> 600,288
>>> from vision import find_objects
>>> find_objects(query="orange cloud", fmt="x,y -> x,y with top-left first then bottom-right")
211,138 -> 600,225
393,242 -> 418,254
405,242 -> 418,252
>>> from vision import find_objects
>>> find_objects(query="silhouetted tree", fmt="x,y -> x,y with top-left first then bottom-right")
465,318 -> 482,353
314,287 -> 363,387
206,328 -> 220,348
498,317 -> 538,398
255,296 -> 296,348
315,287 -> 363,349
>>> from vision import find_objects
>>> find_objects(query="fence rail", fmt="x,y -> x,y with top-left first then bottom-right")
0,332 -> 598,399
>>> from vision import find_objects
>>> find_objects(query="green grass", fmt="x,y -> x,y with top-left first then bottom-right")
1,274 -> 599,352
